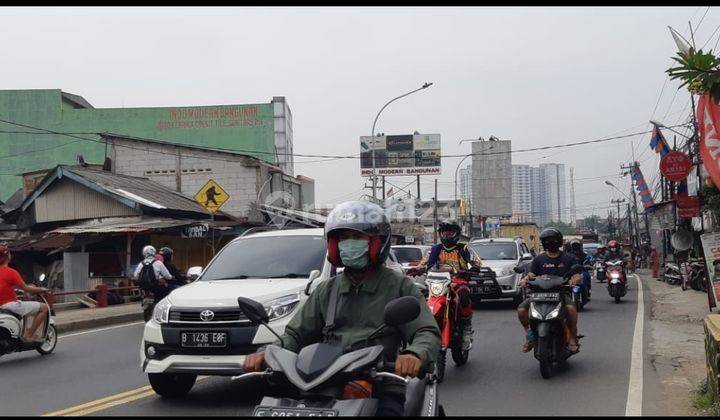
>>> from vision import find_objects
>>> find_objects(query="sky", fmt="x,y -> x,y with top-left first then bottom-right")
0,6 -> 715,220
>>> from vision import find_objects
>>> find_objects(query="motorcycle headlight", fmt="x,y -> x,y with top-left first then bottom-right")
529,303 -> 543,320
429,282 -> 447,297
546,303 -> 562,320
264,294 -> 301,321
152,298 -> 171,324
610,272 -> 620,279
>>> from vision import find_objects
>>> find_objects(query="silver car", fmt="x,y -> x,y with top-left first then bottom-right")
391,245 -> 432,273
467,237 -> 533,305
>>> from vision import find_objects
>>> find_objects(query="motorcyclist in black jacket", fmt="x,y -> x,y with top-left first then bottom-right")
158,247 -> 188,286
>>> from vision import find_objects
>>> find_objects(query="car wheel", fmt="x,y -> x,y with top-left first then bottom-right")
148,373 -> 197,398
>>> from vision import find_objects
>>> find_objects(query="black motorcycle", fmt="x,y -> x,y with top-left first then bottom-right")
232,296 -> 443,417
515,264 -> 583,379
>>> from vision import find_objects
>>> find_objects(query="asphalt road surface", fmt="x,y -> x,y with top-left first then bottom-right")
0,274 -> 667,416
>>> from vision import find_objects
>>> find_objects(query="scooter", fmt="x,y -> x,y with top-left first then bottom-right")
424,267 -> 472,382
688,258 -> 708,292
605,260 -> 627,303
0,274 -> 58,358
232,296 -> 443,417
595,260 -> 606,283
663,262 -> 684,288
515,264 -> 584,379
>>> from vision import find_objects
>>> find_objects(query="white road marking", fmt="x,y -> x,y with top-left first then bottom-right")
625,273 -> 644,416
58,321 -> 145,339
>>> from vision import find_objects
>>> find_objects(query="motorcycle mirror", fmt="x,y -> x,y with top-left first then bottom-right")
513,266 -> 525,274
304,269 -> 322,296
237,297 -> 270,325
521,253 -> 533,261
38,274 -> 46,283
383,296 -> 421,328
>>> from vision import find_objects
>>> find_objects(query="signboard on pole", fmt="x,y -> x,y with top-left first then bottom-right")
360,134 -> 441,177
699,232 -> 720,309
660,151 -> 693,182
194,179 -> 230,213
676,194 -> 701,218
182,224 -> 210,238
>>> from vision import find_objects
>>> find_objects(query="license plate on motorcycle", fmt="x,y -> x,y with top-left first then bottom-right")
253,406 -> 339,417
180,331 -> 227,348
531,292 -> 560,301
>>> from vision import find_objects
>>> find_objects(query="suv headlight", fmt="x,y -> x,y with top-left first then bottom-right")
264,294 -> 301,321
153,298 -> 171,324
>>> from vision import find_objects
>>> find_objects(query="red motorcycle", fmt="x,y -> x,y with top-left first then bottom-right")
605,259 -> 627,303
423,267 -> 472,382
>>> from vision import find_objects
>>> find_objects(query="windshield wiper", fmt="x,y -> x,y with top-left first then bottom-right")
207,275 -> 251,280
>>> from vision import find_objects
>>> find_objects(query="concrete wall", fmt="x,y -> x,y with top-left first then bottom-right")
111,138 -> 265,222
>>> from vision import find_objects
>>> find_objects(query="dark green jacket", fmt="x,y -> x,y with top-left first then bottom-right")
272,265 -> 441,394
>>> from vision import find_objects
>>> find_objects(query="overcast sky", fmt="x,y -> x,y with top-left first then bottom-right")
0,6 -> 714,219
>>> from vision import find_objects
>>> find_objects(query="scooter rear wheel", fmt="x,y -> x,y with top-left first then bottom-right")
37,325 -> 57,355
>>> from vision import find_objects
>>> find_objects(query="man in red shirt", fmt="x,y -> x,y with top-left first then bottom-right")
0,245 -> 50,342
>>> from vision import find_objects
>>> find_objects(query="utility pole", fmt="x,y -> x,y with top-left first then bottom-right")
611,198 -> 626,239
433,179 -> 438,243
620,161 -> 642,249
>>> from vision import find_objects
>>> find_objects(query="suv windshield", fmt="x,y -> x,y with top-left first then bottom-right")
468,242 -> 518,260
393,247 -> 424,263
201,235 -> 327,280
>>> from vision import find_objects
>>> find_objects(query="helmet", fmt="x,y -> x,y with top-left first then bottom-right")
569,239 -> 583,253
608,240 -> 620,252
159,247 -> 173,261
324,200 -> 391,268
539,227 -> 563,252
437,220 -> 461,248
142,245 -> 157,259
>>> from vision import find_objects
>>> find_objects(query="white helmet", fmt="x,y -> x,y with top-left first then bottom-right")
142,245 -> 156,258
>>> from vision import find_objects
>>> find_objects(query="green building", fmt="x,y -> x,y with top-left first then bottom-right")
0,90 -> 294,201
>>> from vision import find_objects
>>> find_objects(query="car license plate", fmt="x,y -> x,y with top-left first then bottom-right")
531,292 -> 560,301
181,331 -> 227,348
253,406 -> 338,417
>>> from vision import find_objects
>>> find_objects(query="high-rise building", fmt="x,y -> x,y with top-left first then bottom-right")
511,163 -> 567,226
540,163 -> 567,225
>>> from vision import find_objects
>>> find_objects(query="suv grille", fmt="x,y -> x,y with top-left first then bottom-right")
169,310 -> 248,323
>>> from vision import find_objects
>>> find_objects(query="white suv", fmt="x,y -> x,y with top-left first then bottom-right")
140,227 -> 402,398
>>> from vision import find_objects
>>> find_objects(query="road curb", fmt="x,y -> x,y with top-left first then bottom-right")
56,312 -> 145,334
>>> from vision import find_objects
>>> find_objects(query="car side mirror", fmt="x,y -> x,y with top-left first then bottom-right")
384,296 -> 421,328
522,253 -> 533,261
237,297 -> 270,324
304,270 -> 322,296
187,266 -> 203,281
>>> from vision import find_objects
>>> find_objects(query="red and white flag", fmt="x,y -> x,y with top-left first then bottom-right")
698,94 -> 720,190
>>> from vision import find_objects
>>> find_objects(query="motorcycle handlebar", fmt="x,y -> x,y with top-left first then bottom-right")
378,362 -> 428,379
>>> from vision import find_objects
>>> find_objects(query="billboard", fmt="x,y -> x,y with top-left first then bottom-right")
360,134 -> 441,176
470,140 -> 512,217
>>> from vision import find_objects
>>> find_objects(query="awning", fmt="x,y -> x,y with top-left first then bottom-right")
49,218 -> 201,234
9,234 -> 76,252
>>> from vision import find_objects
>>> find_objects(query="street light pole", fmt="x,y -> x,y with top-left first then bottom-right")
370,82 -> 434,200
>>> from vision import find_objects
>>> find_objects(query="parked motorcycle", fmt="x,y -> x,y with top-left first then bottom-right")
514,264 -> 584,379
423,267 -> 472,382
0,274 -> 57,358
605,260 -> 627,303
688,258 -> 708,292
663,262 -> 687,290
232,295 -> 443,417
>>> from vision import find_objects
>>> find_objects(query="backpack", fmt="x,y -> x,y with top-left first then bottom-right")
137,260 -> 158,291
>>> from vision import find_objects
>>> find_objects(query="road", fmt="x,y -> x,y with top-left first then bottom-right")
0,274 -> 667,416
